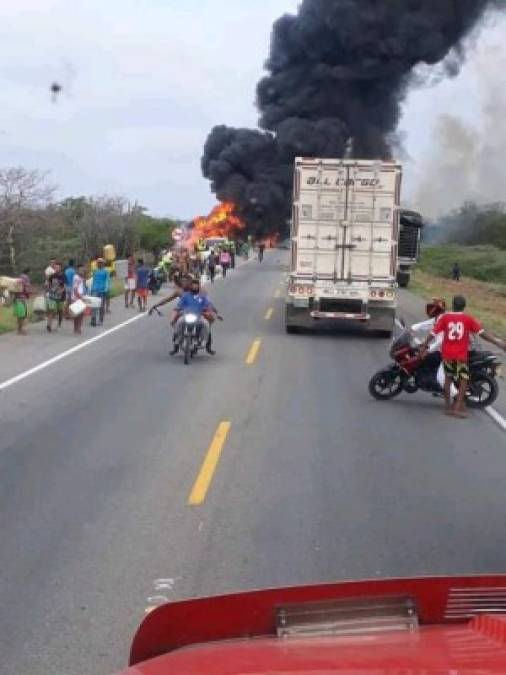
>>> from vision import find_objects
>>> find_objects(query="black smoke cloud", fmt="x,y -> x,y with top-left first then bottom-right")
202,0 -> 505,237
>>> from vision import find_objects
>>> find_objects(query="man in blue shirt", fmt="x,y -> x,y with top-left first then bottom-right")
171,278 -> 216,355
90,258 -> 110,326
136,258 -> 150,312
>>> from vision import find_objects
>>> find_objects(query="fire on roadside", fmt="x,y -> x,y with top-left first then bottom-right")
188,202 -> 245,247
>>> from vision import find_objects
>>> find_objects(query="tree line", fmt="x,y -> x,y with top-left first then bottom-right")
425,201 -> 506,249
0,167 -> 178,281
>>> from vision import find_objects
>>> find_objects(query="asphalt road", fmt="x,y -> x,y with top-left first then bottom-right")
0,251 -> 505,675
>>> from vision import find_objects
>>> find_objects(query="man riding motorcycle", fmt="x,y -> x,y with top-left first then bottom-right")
170,278 -> 216,355
149,274 -> 217,354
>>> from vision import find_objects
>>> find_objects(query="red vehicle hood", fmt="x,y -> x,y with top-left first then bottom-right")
117,576 -> 506,674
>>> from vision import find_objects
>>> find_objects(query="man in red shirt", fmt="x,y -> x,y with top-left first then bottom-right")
421,295 -> 505,417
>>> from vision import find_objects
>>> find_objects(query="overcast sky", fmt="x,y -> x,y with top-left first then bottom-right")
1,1 -> 505,220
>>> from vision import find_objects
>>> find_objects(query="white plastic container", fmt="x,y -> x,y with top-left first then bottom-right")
83,295 -> 102,308
0,276 -> 23,293
32,295 -> 47,313
69,299 -> 86,316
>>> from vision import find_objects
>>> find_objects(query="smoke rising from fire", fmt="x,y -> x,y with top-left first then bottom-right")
414,19 -> 506,218
202,0 -> 506,237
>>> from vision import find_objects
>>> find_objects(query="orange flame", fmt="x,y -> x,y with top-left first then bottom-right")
188,202 -> 245,248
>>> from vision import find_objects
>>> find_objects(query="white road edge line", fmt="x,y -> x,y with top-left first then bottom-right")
0,252 -> 265,392
485,406 -> 506,432
0,314 -> 145,392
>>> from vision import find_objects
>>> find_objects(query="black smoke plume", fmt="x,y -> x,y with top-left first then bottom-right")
202,0 -> 505,237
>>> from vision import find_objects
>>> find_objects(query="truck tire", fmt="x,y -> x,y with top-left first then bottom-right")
285,304 -> 300,334
396,270 -> 410,288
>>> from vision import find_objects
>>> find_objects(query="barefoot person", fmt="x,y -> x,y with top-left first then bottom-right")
46,262 -> 66,332
136,259 -> 150,312
124,254 -> 136,308
71,264 -> 87,335
13,268 -> 31,335
421,295 -> 506,418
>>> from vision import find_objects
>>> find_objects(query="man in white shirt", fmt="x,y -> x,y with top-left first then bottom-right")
410,297 -> 456,396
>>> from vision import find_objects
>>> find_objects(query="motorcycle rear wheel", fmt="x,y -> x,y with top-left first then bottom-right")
368,369 -> 404,400
466,373 -> 498,409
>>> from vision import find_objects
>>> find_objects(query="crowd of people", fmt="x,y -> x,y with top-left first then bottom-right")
9,254 -> 157,337
7,240 -> 263,337
163,243 -> 241,285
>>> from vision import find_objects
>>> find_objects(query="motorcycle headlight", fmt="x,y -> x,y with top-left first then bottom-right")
185,313 -> 198,324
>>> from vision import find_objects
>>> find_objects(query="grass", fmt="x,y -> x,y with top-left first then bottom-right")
411,244 -> 506,335
418,244 -> 506,285
0,301 -> 30,334
411,269 -> 506,336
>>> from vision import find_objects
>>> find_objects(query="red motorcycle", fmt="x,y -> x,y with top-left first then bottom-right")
368,327 -> 500,409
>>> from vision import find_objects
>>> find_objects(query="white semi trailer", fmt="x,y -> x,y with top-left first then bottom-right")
285,158 -> 404,337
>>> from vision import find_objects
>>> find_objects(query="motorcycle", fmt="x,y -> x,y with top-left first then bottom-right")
179,311 -> 204,365
151,307 -> 222,365
148,269 -> 164,295
368,327 -> 501,409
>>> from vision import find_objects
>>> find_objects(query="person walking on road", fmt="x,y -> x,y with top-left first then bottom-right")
451,262 -> 461,281
63,259 -> 76,317
46,262 -> 66,332
230,243 -> 236,269
44,258 -> 56,284
13,268 -> 31,335
421,295 -> 506,418
258,242 -> 265,262
207,250 -> 217,283
220,248 -> 231,278
136,258 -> 150,312
240,241 -> 249,261
124,254 -> 136,308
71,264 -> 87,335
90,258 -> 110,327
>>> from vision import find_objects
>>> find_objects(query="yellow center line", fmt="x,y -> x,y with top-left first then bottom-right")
188,421 -> 231,506
264,307 -> 274,320
274,289 -> 281,298
245,338 -> 262,365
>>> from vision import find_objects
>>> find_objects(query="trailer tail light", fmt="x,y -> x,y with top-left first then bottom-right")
369,289 -> 395,300
290,283 -> 314,296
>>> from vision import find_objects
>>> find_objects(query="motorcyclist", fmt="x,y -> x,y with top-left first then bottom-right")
149,269 -> 211,306
410,298 -> 454,394
170,278 -> 216,355
411,298 -> 446,350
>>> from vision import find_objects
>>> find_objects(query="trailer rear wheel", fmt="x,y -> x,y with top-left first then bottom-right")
396,270 -> 410,288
